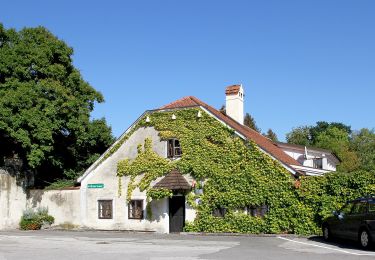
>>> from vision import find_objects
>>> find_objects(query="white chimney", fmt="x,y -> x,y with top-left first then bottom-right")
225,84 -> 244,125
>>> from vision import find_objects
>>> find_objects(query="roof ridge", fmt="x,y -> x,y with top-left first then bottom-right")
159,96 -> 199,109
276,141 -> 332,152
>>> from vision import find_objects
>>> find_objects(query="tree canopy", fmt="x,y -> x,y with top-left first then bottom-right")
351,128 -> 375,171
0,24 -> 114,186
286,126 -> 312,146
314,126 -> 359,172
286,121 -> 374,172
286,121 -> 351,146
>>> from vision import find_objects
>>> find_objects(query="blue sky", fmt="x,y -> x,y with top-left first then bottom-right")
2,0 -> 374,140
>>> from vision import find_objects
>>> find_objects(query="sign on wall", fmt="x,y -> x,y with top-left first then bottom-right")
87,183 -> 104,189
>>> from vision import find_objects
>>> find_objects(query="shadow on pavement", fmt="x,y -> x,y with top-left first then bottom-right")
308,236 -> 375,252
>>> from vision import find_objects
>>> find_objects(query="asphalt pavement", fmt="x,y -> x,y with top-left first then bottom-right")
0,230 -> 374,259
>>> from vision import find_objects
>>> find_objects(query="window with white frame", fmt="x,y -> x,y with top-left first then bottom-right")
128,200 -> 143,219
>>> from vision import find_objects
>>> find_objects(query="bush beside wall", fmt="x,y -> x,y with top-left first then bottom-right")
19,207 -> 54,230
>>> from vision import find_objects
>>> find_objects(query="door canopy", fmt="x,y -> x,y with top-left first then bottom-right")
153,169 -> 191,191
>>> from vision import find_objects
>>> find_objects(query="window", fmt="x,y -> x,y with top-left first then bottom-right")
351,201 -> 368,215
340,202 -> 354,216
167,139 -> 182,158
313,158 -> 323,169
98,200 -> 113,219
212,207 -> 226,218
247,205 -> 269,218
128,200 -> 143,219
369,201 -> 375,212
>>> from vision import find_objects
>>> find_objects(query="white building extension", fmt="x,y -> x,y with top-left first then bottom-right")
276,142 -> 340,176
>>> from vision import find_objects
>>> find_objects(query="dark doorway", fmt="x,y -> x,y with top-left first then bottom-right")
169,195 -> 185,233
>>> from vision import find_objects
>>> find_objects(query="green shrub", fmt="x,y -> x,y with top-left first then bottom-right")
44,179 -> 75,190
298,170 -> 375,230
19,218 -> 42,230
19,207 -> 55,230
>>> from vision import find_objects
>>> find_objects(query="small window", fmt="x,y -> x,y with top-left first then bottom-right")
247,205 -> 269,218
369,201 -> 375,212
351,201 -> 368,215
212,207 -> 226,218
340,202 -> 354,215
98,200 -> 113,219
128,200 -> 143,219
313,158 -> 323,169
167,139 -> 182,158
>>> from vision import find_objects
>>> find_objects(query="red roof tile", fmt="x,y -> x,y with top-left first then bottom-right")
225,85 -> 241,95
159,96 -> 200,110
157,96 -> 301,168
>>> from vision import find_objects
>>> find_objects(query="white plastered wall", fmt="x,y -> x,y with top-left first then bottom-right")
282,148 -> 337,171
80,127 -> 196,233
0,170 -> 80,229
0,170 -> 27,229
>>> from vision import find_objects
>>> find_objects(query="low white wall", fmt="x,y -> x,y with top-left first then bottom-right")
0,171 -> 27,229
26,189 -> 81,226
0,170 -> 80,229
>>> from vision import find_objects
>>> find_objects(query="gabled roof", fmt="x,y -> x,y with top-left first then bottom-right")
276,142 -> 341,163
158,96 -> 301,168
153,169 -> 191,190
78,95 -> 302,184
276,142 -> 332,154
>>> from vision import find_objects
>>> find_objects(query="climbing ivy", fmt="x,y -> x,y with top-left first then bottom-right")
113,108 -> 322,235
117,138 -> 174,202
147,188 -> 173,200
107,107 -> 375,235
297,170 -> 375,228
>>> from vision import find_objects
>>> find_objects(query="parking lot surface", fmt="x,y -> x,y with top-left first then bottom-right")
0,230 -> 374,259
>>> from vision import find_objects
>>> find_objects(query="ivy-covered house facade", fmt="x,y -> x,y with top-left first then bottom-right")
77,85 -> 336,234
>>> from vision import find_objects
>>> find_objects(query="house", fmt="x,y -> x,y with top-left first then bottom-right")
276,142 -> 340,176
76,85 -> 339,233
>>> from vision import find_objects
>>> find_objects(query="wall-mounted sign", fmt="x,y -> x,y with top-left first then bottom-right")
87,183 -> 104,189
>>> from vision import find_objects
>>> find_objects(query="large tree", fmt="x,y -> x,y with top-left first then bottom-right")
286,121 -> 351,146
286,126 -> 312,146
351,128 -> 375,171
310,121 -> 351,143
314,126 -> 359,172
0,24 -> 114,185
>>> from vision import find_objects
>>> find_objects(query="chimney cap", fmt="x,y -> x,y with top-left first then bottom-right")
225,84 -> 242,95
